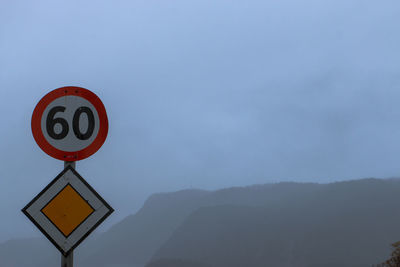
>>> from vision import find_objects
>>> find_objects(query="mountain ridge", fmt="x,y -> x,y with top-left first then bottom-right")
1,178 -> 399,267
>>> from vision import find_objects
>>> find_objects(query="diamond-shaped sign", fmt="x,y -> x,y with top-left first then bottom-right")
22,166 -> 113,256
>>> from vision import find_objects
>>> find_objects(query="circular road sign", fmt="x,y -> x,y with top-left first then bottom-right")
32,86 -> 108,161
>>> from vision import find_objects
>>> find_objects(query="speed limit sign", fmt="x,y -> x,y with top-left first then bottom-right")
31,86 -> 108,161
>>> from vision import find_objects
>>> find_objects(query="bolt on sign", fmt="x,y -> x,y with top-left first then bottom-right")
22,86 -> 114,263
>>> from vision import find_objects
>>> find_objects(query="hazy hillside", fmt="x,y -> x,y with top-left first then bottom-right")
0,237 -> 58,267
1,178 -> 400,267
81,182 -> 323,266
149,179 -> 400,267
80,189 -> 210,267
146,259 -> 211,267
0,182 -> 321,267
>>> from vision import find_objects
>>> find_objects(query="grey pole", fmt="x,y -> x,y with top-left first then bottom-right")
62,161 -> 75,267
64,161 -> 76,169
61,252 -> 73,267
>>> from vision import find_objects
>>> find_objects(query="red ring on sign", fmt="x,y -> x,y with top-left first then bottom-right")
31,86 -> 108,161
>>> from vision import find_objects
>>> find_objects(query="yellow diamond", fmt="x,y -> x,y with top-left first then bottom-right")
42,185 -> 94,237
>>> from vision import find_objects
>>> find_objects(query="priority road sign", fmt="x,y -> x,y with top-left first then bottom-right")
22,166 -> 113,256
27,87 -> 113,267
31,86 -> 108,161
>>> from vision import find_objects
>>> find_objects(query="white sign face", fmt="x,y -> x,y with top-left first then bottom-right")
31,87 -> 108,161
41,95 -> 100,152
22,166 -> 113,256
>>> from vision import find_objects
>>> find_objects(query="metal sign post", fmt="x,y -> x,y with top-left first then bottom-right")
62,161 -> 75,267
61,251 -> 73,267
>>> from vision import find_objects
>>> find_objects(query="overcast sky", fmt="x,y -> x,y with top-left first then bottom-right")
1,0 -> 400,242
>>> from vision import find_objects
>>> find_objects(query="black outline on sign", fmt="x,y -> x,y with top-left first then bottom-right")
21,166 -> 114,256
40,183 -> 95,238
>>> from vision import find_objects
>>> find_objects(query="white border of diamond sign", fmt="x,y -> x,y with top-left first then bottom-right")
22,166 -> 113,256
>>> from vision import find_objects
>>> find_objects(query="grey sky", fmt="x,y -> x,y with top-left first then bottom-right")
1,0 -> 400,241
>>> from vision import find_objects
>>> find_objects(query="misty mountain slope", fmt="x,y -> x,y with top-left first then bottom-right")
146,259 -> 211,267
81,182 -> 322,266
149,178 -> 400,267
0,230 -> 106,267
2,179 -> 397,267
203,182 -> 321,207
0,183 -> 320,267
79,189 -> 211,267
0,237 -> 59,267
0,187 -> 204,267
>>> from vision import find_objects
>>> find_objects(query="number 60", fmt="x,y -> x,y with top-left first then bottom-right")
46,106 -> 95,141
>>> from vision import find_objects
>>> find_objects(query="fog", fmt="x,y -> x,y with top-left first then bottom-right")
1,0 -> 400,242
